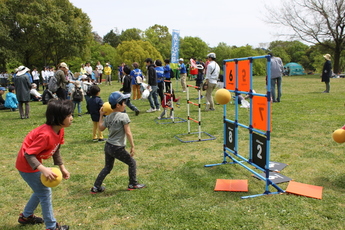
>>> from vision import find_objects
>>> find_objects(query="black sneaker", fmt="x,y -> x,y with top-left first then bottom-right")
18,213 -> 44,225
128,183 -> 146,190
135,110 -> 140,116
98,139 -> 106,142
90,186 -> 105,194
46,223 -> 69,230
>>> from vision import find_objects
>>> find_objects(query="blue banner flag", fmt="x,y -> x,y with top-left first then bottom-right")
171,29 -> 180,63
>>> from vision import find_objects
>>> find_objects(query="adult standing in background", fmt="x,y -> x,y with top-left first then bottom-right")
145,58 -> 160,112
96,61 -> 103,84
269,52 -> 284,102
204,53 -> 220,111
55,62 -> 69,100
41,66 -> 48,91
155,59 -> 165,102
104,63 -> 112,85
163,59 -> 171,92
14,66 -> 32,119
84,62 -> 93,79
321,54 -> 332,93
32,68 -> 40,91
178,58 -> 187,92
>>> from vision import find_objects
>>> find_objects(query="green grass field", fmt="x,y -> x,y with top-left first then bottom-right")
1,75 -> 345,230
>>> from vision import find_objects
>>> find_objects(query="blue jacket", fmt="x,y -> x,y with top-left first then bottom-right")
130,69 -> 143,85
179,63 -> 186,74
155,66 -> 164,83
5,92 -> 18,109
163,65 -> 171,79
86,96 -> 104,122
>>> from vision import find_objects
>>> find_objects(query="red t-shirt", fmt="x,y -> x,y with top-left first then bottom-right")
16,124 -> 64,173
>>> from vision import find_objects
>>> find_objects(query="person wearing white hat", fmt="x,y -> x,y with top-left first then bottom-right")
14,66 -> 31,118
178,58 -> 187,92
321,54 -> 332,93
204,53 -> 220,111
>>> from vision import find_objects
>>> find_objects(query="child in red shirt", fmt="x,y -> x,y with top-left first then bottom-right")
16,100 -> 73,230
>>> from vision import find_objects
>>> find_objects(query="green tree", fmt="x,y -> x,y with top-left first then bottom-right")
230,45 -> 267,76
0,0 -> 93,70
114,40 -> 162,74
120,28 -> 142,42
266,0 -> 345,73
143,24 -> 172,60
103,29 -> 121,48
180,36 -> 209,61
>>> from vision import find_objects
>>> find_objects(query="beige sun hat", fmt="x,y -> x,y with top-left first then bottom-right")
323,54 -> 331,61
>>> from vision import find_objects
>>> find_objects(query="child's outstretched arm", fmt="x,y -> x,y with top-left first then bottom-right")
124,124 -> 135,157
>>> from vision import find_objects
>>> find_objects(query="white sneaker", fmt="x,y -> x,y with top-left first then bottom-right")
157,116 -> 161,119
157,108 -> 161,111
146,108 -> 156,113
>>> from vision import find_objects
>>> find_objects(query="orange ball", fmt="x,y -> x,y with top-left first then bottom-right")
332,129 -> 345,143
214,89 -> 231,105
102,102 -> 113,116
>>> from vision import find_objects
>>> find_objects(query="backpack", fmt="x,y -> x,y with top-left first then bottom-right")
85,84 -> 92,96
72,87 -> 83,102
47,75 -> 58,93
170,69 -> 175,79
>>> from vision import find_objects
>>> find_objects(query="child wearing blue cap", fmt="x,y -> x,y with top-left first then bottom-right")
90,91 -> 145,193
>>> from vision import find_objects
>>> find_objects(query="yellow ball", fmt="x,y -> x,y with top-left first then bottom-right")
214,89 -> 231,105
102,102 -> 113,116
332,129 -> 345,143
40,168 -> 62,187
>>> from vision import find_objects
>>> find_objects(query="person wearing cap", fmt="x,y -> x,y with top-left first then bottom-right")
269,52 -> 284,102
90,91 -> 145,194
54,62 -> 69,100
0,86 -> 6,109
145,58 -> 160,112
104,63 -> 112,85
14,66 -> 32,118
178,58 -> 187,92
71,81 -> 84,117
321,54 -> 332,93
204,53 -> 220,111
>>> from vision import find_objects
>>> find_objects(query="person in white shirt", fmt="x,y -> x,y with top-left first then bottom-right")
204,52 -> 220,111
96,61 -> 103,84
41,67 -> 49,91
84,62 -> 93,80
30,83 -> 42,101
31,68 -> 40,91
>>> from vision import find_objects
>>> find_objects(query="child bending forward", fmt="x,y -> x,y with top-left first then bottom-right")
16,100 -> 73,230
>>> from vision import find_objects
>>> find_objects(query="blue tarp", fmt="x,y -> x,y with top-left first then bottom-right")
284,62 -> 306,76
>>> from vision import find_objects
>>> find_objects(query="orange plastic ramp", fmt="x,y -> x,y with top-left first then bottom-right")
286,181 -> 323,199
214,179 -> 248,192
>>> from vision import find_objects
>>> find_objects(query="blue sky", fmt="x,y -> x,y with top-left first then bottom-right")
70,0 -> 281,48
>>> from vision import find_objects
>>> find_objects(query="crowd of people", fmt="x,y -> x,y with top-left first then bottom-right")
5,52 -> 334,230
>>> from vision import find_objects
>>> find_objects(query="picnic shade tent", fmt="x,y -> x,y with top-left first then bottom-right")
284,62 -> 306,76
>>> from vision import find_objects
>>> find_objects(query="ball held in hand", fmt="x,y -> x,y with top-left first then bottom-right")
102,102 -> 113,116
40,168 -> 62,187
